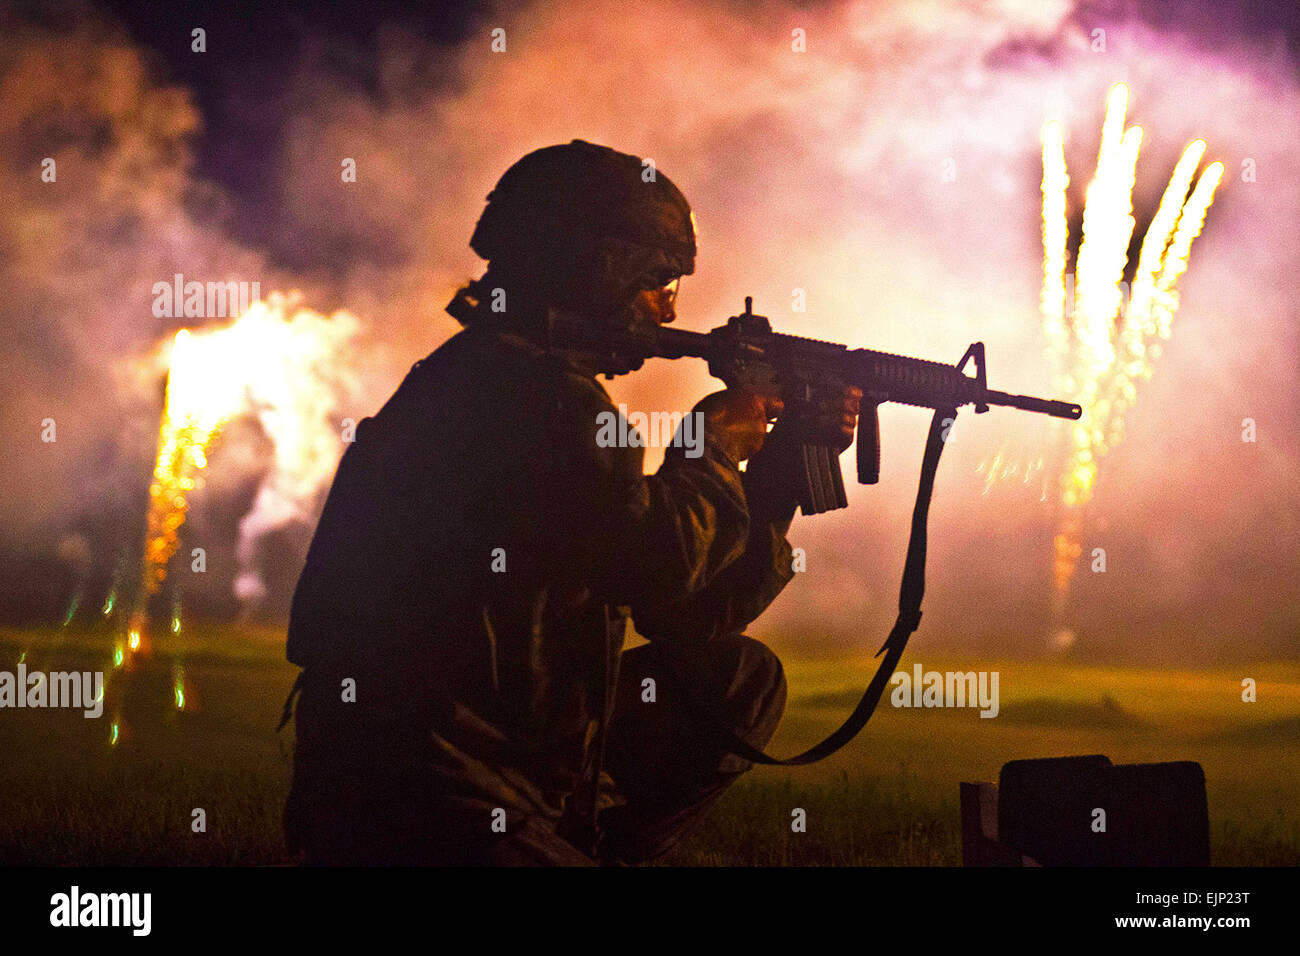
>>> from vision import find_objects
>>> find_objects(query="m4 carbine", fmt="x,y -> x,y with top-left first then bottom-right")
549,296 -> 1082,515
550,296 -> 1085,790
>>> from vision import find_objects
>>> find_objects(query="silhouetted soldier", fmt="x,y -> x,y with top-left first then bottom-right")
283,140 -> 860,865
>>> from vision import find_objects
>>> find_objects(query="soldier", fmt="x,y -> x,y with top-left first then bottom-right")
282,140 -> 861,865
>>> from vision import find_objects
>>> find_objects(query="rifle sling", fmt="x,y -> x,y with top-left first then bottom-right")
672,403 -> 957,766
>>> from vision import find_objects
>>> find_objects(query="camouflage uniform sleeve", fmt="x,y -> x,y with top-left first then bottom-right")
541,361 -> 794,649
628,456 -> 798,649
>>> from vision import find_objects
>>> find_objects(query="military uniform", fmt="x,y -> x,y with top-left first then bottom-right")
284,322 -> 793,865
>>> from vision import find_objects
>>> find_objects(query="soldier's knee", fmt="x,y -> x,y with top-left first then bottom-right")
730,634 -> 786,706
619,632 -> 786,737
708,634 -> 785,745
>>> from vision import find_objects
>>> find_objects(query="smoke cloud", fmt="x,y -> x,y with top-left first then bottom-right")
0,0 -> 1295,659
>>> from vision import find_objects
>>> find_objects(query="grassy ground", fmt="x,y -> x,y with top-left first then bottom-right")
0,623 -> 1295,865
664,647 -> 1300,865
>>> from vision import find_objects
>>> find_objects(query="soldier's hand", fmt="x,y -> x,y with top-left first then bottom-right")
764,385 -> 863,452
815,385 -> 863,452
734,385 -> 861,524
693,386 -> 784,464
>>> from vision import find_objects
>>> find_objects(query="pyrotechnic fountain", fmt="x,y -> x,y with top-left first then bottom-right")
140,294 -> 360,612
1039,83 -> 1222,630
99,294 -> 361,737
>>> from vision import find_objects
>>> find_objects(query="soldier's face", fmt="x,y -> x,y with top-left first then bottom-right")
631,277 -> 679,326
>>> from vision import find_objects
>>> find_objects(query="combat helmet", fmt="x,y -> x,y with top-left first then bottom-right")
450,140 -> 696,329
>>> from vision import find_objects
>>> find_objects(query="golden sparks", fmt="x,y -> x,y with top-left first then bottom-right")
1041,84 -> 1222,604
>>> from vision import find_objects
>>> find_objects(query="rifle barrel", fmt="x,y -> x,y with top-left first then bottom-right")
984,389 -> 1082,420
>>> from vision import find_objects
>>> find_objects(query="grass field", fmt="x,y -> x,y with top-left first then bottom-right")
0,623 -> 1296,866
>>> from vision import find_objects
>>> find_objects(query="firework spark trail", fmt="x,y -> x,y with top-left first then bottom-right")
1104,140 -> 1208,449
1067,85 -> 1142,510
1041,84 -> 1221,612
1151,162 -> 1224,340
975,443 -> 1048,498
143,328 -> 231,598
1074,85 -> 1140,375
